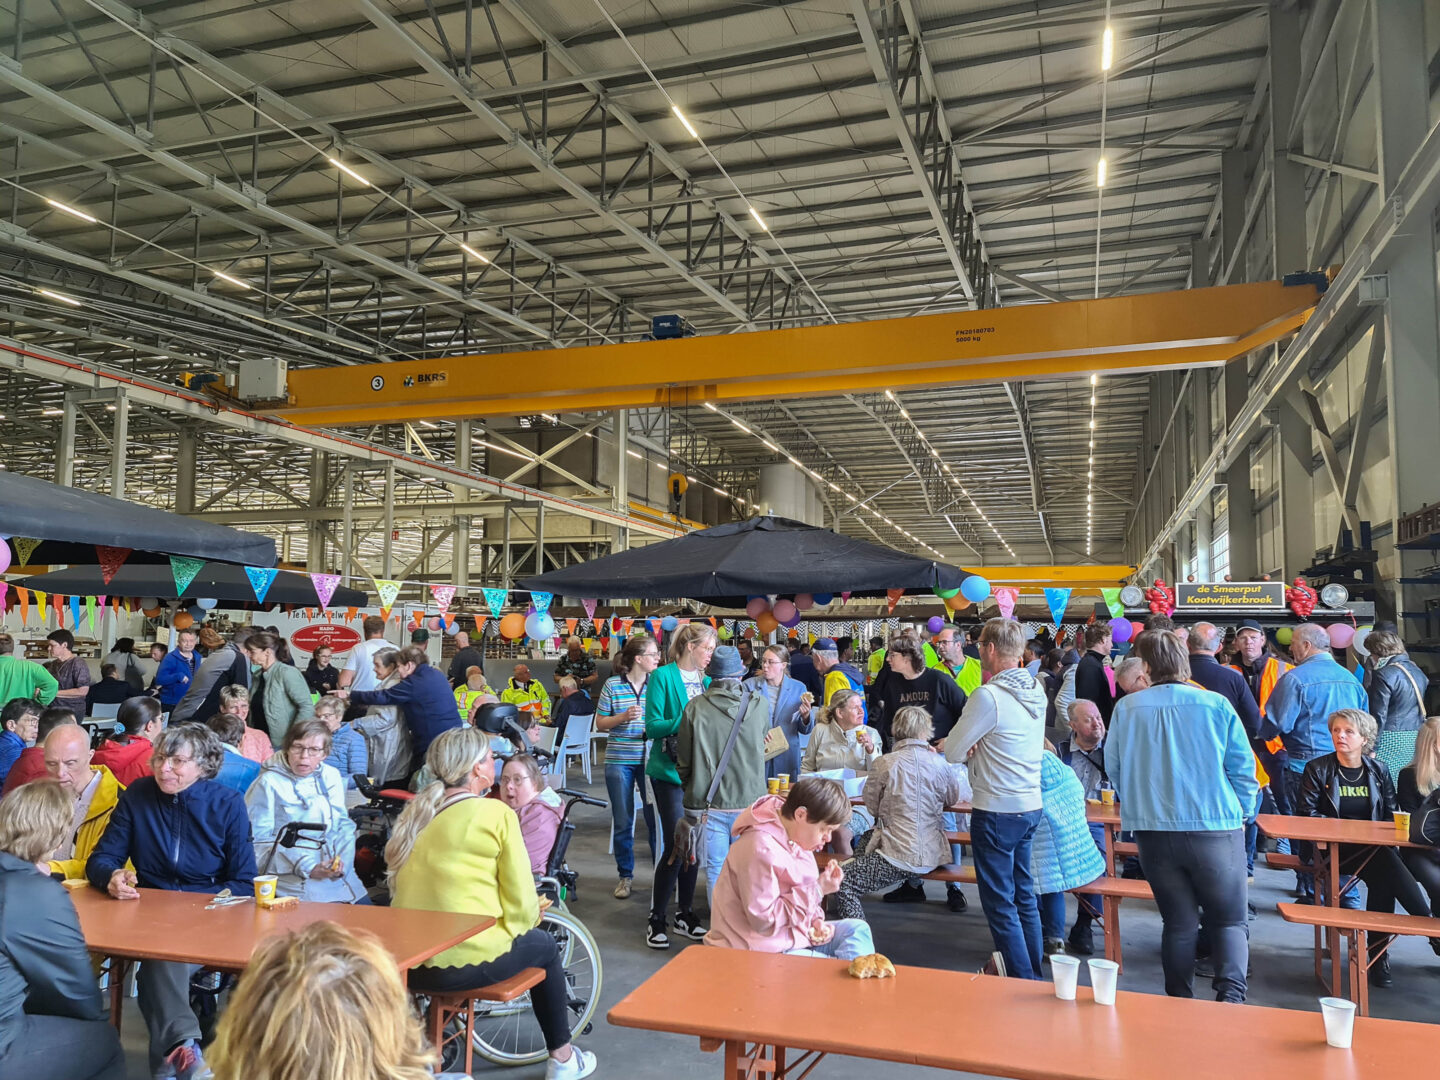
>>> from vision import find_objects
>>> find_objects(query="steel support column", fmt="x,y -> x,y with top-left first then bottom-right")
175,431 -> 197,514
108,390 -> 128,500
1267,2 -> 1308,278
1373,0 -> 1440,624
613,409 -> 630,554
57,398 -> 77,486
453,419 -> 472,588
341,461 -> 354,585
382,462 -> 396,579
1278,398 -> 1315,577
1222,360 -> 1258,580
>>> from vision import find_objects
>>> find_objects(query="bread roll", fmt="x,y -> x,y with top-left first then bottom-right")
847,953 -> 896,979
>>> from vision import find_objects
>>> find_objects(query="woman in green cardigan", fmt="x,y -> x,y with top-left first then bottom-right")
643,622 -> 716,950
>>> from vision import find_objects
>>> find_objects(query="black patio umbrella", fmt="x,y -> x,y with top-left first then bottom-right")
0,469 -> 276,567
516,515 -> 975,607
13,563 -> 367,610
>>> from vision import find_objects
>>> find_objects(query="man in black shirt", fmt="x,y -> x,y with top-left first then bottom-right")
1075,623 -> 1116,722
446,630 -> 485,688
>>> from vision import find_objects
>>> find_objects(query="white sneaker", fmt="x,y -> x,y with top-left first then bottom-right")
546,1047 -> 597,1080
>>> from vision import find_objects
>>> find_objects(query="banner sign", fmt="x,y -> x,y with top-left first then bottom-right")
1175,582 -> 1285,610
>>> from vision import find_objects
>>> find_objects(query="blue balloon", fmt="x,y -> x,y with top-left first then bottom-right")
812,593 -> 834,606
661,615 -> 679,632
195,597 -> 218,610
960,576 -> 991,603
524,612 -> 555,640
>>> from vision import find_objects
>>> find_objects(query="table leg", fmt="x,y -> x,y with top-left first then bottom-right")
1325,842 -> 1343,996
1103,823 -> 1119,877
1354,929 -> 1369,1018
107,957 -> 127,1032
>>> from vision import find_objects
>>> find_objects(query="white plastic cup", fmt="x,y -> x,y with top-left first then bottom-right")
1088,958 -> 1119,1005
1320,997 -> 1356,1049
1051,955 -> 1080,1000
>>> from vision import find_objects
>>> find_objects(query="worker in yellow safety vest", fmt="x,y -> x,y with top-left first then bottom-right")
927,628 -> 982,695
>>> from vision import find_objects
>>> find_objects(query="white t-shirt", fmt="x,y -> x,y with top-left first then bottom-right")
344,638 -> 392,694
680,667 -> 705,701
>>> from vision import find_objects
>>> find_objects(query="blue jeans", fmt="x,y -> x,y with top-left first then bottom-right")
784,918 -> 875,961
703,809 -> 743,904
605,761 -> 657,878
970,808 -> 1044,980
1039,890 -> 1068,942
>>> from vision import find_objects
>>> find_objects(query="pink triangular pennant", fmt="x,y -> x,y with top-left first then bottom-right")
309,573 -> 341,610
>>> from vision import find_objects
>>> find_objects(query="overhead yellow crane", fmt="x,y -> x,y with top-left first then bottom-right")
275,279 -> 1319,426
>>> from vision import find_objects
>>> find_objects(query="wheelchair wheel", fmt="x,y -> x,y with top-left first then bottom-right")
468,907 -> 604,1066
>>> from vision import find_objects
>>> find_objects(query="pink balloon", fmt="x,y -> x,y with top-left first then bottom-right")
745,597 -> 771,619
1130,621 -> 1144,638
0,543 -> 9,576
1327,623 -> 1356,649
427,617 -> 443,631
793,593 -> 814,611
772,599 -> 798,623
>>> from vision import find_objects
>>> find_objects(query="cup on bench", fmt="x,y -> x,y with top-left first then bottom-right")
1320,997 -> 1356,1049
1087,959 -> 1118,1006
1050,955 -> 1080,1000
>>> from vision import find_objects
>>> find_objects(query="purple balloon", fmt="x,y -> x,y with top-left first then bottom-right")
779,608 -> 803,629
927,615 -> 946,634
1109,617 -> 1133,644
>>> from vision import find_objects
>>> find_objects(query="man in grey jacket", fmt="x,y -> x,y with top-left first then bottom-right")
676,645 -> 771,904
169,626 -> 256,725
946,618 -> 1048,980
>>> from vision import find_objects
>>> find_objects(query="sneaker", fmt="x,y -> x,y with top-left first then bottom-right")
645,923 -> 670,950
162,1041 -> 212,1080
1043,938 -> 1067,959
981,951 -> 1007,978
1429,936 -> 1440,958
945,886 -> 968,913
1066,921 -> 1094,956
672,911 -> 708,940
613,877 -> 633,900
882,882 -> 927,904
1371,954 -> 1393,988
546,1047 -> 598,1080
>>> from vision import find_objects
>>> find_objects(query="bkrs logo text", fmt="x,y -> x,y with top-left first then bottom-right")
402,371 -> 448,388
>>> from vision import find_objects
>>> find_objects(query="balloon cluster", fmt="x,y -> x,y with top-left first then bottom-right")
743,593 -> 822,636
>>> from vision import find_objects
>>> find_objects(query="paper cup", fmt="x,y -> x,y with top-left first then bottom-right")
767,778 -> 781,794
1088,958 -> 1119,1005
1394,811 -> 1411,836
1051,955 -> 1080,1000
254,875 -> 278,903
1320,997 -> 1356,1048
1100,787 -> 1116,806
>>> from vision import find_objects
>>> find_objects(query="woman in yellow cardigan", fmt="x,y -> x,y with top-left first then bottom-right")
387,727 -> 597,1080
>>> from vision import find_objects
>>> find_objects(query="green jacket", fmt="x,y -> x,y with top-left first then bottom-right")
0,656 -> 58,705
644,663 -> 709,786
254,661 -> 314,749
676,681 -> 771,812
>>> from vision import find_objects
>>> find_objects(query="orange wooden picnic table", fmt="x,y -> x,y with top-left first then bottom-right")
609,946 -> 1440,1080
73,886 -> 493,1029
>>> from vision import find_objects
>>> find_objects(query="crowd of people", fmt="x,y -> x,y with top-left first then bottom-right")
2,599 -> 1439,1078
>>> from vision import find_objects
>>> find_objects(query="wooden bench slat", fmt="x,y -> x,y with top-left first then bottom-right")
816,853 -> 1152,899
1264,852 -> 1303,872
1276,902 -> 1440,937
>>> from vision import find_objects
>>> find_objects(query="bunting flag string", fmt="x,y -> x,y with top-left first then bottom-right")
95,546 -> 131,586
482,588 -> 507,619
84,595 -> 97,632
373,579 -> 402,620
69,595 -> 81,630
1044,587 -> 1072,630
169,556 -> 206,596
1100,587 -> 1125,620
580,598 -> 597,620
430,585 -> 456,614
473,615 -> 488,635
885,588 -> 904,615
630,599 -> 642,614
16,588 -> 29,624
993,587 -> 1019,620
565,618 -> 579,635
530,591 -> 554,615
11,538 -> 41,566
35,590 -> 47,622
345,606 -> 359,621
245,567 -> 280,605
621,618 -> 634,636
310,573 -> 341,610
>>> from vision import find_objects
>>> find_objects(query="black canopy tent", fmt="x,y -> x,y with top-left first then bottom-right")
0,469 -> 276,567
516,516 -> 974,608
12,563 -> 366,610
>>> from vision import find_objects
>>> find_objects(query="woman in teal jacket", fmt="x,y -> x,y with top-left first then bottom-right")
643,623 -> 715,950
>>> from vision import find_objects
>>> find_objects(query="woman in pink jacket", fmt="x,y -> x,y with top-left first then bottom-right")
705,777 -> 874,960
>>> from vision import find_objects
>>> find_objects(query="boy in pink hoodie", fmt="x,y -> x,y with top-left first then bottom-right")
705,777 -> 875,960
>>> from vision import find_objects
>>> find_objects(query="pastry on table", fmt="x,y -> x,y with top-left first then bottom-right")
847,954 -> 896,979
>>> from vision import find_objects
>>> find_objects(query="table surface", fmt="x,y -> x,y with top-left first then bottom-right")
72,886 -> 493,971
608,948 -> 1440,1080
848,799 -> 1122,826
1256,814 -> 1422,849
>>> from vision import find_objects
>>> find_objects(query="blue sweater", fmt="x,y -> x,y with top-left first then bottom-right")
323,723 -> 369,788
1104,682 -> 1259,833
350,663 -> 461,761
1264,654 -> 1369,766
152,649 -> 201,708
213,746 -> 262,795
0,731 -> 25,787
86,775 -> 257,894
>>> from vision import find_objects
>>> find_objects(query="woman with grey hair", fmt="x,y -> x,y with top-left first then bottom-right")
85,722 -> 257,1077
353,647 -> 413,784
1365,630 -> 1430,778
830,706 -> 968,919
1300,707 -> 1438,987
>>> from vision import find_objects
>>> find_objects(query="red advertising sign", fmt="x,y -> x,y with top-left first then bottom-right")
290,623 -> 362,655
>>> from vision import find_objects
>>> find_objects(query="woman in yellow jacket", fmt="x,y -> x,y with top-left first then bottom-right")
387,726 -> 597,1080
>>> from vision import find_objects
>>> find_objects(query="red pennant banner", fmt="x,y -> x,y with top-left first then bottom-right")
885,588 -> 904,614
95,545 -> 132,586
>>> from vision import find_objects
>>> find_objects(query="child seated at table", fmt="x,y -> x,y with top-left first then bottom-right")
706,776 -> 874,960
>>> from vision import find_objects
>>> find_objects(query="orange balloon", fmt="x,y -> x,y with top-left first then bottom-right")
946,594 -> 971,611
742,625 -> 756,639
787,626 -> 800,639
142,606 -> 163,618
498,612 -> 527,640
172,612 -> 194,630
755,611 -> 780,635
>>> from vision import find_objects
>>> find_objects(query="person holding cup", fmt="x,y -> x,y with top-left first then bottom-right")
596,634 -> 661,900
85,722 -> 257,1079
1299,707 -> 1436,987
801,689 -> 881,856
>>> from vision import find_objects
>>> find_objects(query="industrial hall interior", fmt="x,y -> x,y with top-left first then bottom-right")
3,0 -> 1440,1079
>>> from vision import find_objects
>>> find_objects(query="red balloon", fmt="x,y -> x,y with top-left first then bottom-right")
1130,621 -> 1144,638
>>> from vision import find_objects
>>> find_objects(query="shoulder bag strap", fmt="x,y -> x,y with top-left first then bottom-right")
703,685 -> 753,810
1397,663 -> 1427,714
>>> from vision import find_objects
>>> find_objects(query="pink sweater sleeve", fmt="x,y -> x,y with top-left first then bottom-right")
723,834 -> 820,952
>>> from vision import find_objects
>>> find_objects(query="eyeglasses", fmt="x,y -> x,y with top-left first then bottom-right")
159,754 -> 196,770
763,658 -> 784,667
290,745 -> 327,758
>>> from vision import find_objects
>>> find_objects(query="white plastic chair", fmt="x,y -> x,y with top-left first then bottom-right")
556,713 -> 595,783
89,703 -> 122,719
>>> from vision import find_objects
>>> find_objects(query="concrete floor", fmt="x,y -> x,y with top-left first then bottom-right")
119,768 -> 1440,1078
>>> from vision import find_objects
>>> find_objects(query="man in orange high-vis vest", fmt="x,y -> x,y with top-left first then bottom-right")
1228,620 -> 1294,846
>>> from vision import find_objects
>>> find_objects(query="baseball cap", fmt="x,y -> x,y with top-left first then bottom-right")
813,637 -> 838,652
1235,619 -> 1265,635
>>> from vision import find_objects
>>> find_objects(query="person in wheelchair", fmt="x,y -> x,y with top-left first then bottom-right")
499,754 -> 564,876
387,726 -> 598,1080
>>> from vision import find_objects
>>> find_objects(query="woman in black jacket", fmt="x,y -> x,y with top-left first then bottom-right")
1300,708 -> 1436,987
0,779 -> 125,1079
1397,717 -> 1440,913
1365,631 -> 1430,779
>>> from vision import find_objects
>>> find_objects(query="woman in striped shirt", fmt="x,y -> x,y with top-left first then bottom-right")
597,634 -> 661,899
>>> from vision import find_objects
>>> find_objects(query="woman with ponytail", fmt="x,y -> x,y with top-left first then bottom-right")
388,727 -> 597,1080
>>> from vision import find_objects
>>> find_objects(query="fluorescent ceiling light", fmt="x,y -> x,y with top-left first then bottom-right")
211,269 -> 251,290
45,198 -> 97,223
1096,158 -> 1108,188
671,104 -> 699,139
1101,26 -> 1114,71
37,288 -> 82,307
748,206 -> 768,231
326,156 -> 372,186
460,242 -> 489,264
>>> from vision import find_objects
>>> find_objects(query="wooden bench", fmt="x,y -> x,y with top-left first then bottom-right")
945,832 -> 1138,863
1277,902 -> 1440,1016
424,967 -> 547,1073
818,854 -> 1153,971
1264,852 -> 1303,872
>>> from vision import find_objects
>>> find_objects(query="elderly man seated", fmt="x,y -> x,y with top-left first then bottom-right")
501,663 -> 551,722
41,723 -> 125,880
1,706 -> 78,795
1053,700 -> 1110,954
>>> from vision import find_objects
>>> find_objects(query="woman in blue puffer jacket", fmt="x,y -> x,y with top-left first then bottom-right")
1032,747 -> 1106,959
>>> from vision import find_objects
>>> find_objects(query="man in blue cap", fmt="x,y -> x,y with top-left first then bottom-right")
811,638 -> 867,714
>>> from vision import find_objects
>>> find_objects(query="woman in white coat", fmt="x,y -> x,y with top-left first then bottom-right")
246,718 -> 366,903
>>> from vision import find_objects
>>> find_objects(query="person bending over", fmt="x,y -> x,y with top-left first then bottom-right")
706,776 -> 874,961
